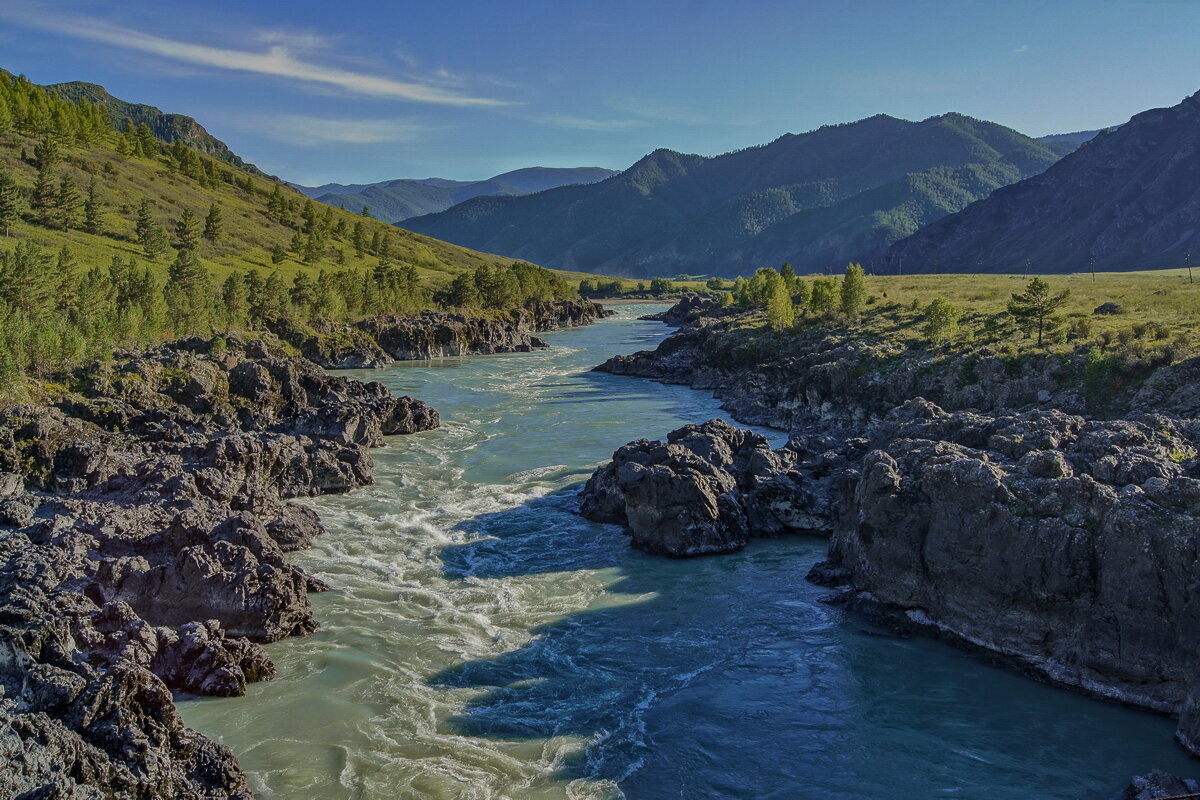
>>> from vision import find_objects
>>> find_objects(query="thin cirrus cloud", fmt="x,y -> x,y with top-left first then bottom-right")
232,115 -> 434,147
0,11 -> 510,107
541,115 -> 650,131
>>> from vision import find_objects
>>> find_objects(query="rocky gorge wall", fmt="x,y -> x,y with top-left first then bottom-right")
274,297 -> 614,369
581,298 -> 1200,784
0,334 -> 438,799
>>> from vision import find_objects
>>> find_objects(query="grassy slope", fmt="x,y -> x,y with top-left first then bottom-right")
0,130 -> 525,289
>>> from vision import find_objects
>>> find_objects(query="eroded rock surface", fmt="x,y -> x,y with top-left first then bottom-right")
0,334 -> 438,798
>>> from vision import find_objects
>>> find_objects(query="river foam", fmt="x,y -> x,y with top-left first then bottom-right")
182,305 -> 1195,799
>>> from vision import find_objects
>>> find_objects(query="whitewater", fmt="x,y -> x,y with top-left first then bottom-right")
182,305 -> 1193,799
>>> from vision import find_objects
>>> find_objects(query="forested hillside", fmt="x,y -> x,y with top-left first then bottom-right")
888,91 -> 1200,272
405,113 -> 1066,277
297,166 -> 618,224
0,72 -> 578,392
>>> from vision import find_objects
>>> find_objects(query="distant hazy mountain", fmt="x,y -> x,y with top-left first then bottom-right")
1037,128 -> 1109,152
887,92 -> 1200,273
404,113 -> 1066,277
294,167 -> 618,223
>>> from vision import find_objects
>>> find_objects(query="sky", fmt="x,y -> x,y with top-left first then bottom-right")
0,1 -> 1197,186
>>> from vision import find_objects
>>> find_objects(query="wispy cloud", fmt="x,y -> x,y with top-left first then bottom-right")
541,115 -> 649,131
0,10 -> 510,106
1013,44 -> 1030,53
228,114 -> 435,146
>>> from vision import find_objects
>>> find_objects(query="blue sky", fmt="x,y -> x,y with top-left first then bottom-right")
1,1 -> 1196,185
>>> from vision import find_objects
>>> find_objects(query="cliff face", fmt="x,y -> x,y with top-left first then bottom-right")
278,299 -> 613,368
0,335 -> 438,799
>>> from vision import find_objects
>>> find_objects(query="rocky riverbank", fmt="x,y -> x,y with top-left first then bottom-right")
0,334 -> 438,799
274,297 -> 614,368
582,297 -> 1200,784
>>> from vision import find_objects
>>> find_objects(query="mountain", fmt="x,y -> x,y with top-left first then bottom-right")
294,166 -> 618,223
887,91 -> 1200,273
36,78 -> 265,176
0,69 -> 525,289
403,114 -> 1066,277
1038,128 -> 1108,152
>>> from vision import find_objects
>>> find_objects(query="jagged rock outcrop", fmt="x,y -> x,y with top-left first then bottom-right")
0,334 -> 438,798
582,397 -> 1200,760
1124,771 -> 1200,799
273,298 -> 612,368
580,420 -> 841,556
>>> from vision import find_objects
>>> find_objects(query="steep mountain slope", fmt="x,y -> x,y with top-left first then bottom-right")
404,114 -> 1065,276
887,91 -> 1200,273
296,166 -> 618,223
43,79 -> 266,176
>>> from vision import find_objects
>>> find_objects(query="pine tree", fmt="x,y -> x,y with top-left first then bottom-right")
174,208 -> 201,251
30,165 -> 56,226
144,225 -> 168,261
203,203 -> 222,242
134,200 -> 155,247
163,247 -> 212,334
270,244 -> 287,265
0,98 -> 12,135
221,271 -> 248,327
0,240 -> 54,314
54,245 -> 78,316
33,136 -> 59,169
1007,277 -> 1070,346
0,168 -> 20,237
361,205 -> 371,218
447,272 -> 481,308
82,176 -> 101,234
267,185 -> 286,222
56,174 -> 82,230
351,221 -> 364,256
135,123 -> 156,156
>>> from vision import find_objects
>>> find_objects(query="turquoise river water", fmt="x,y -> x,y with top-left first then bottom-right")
181,304 -> 1196,799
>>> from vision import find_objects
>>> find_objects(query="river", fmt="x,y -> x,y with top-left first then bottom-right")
181,304 -> 1195,799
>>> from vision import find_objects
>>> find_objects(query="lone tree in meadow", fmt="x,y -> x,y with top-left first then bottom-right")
840,263 -> 867,320
922,297 -> 962,345
1007,276 -> 1070,346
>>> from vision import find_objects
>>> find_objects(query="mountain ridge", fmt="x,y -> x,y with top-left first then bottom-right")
887,91 -> 1200,272
404,112 -> 1068,276
294,166 -> 618,223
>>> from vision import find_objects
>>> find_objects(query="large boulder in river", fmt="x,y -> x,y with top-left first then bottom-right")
580,419 -> 825,556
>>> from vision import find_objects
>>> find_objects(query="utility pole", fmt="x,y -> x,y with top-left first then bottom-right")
898,255 -> 903,277
1024,259 -> 1029,280
1188,251 -> 1193,284
1090,256 -> 1096,283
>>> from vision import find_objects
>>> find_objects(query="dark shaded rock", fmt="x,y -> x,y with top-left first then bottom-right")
1095,302 -> 1124,315
1122,771 -> 1200,799
0,333 -> 439,797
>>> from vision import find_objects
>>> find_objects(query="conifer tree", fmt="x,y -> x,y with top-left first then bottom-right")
82,176 -> 101,234
267,185 -> 286,221
203,203 -> 223,242
144,225 -> 168,261
163,247 -> 212,334
361,205 -> 371,218
0,98 -> 12,135
0,168 -> 20,237
1007,277 -> 1070,346
174,208 -> 201,251
447,272 -> 481,308
30,165 -> 56,226
56,174 -> 82,230
134,200 -> 155,247
270,244 -> 287,265
33,136 -> 59,169
221,271 -> 248,326
0,240 -> 54,314
135,123 -> 156,156
351,221 -> 364,256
